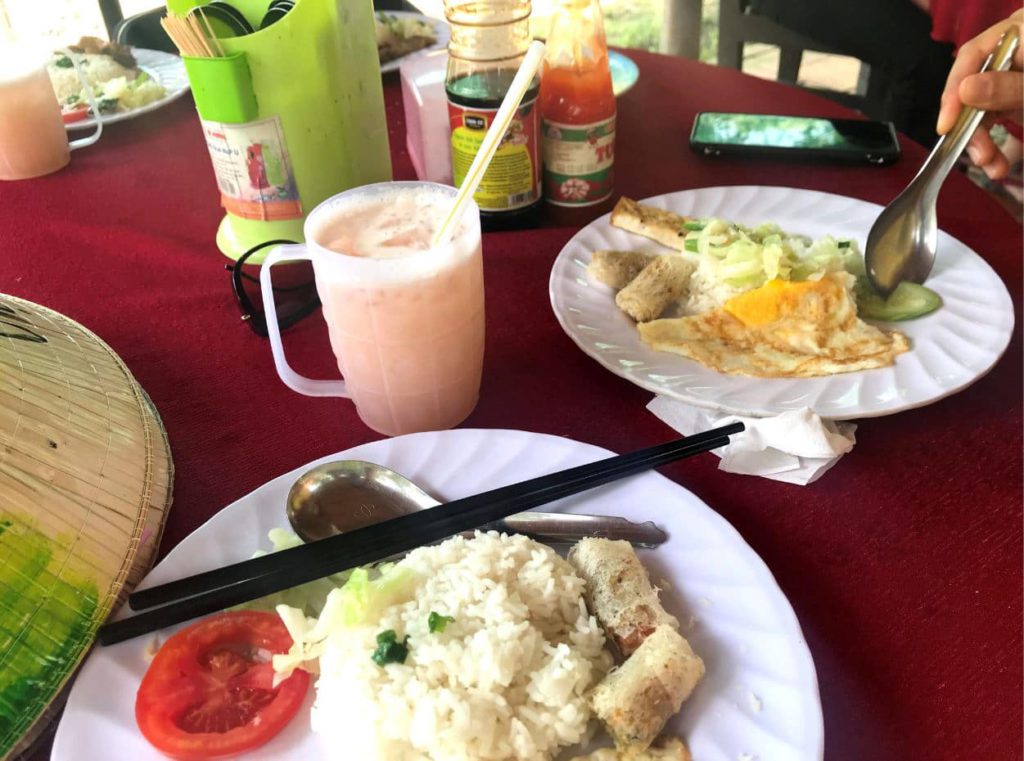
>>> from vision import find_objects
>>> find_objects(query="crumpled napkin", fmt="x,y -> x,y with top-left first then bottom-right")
647,397 -> 856,485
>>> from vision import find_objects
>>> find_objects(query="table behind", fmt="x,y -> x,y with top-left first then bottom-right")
2,50 -> 1020,761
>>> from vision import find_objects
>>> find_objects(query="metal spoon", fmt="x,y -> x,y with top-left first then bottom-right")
286,460 -> 667,547
865,27 -> 1020,297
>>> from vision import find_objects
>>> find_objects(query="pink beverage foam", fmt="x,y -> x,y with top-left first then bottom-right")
0,67 -> 70,180
314,188 -> 485,436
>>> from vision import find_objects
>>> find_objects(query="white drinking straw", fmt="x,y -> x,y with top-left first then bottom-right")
432,39 -> 546,248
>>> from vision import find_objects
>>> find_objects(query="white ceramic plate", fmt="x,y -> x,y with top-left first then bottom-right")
66,48 -> 190,130
378,11 -> 450,75
549,185 -> 1016,419
54,429 -> 822,761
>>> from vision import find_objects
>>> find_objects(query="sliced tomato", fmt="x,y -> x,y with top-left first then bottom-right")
61,106 -> 90,124
135,610 -> 310,760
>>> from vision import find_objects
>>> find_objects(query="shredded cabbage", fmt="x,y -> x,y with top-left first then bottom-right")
235,528 -> 353,617
682,217 -> 864,290
273,562 -> 420,682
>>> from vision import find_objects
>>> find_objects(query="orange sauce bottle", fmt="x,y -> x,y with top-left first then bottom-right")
538,0 -> 616,208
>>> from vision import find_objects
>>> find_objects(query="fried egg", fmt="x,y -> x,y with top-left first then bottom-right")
637,273 -> 910,378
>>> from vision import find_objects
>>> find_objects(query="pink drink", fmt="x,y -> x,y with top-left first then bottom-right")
0,67 -> 70,180
310,185 -> 484,436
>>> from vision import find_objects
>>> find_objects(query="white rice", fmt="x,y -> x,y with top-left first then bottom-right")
47,53 -> 165,111
48,53 -> 131,103
311,532 -> 612,761
680,253 -> 746,315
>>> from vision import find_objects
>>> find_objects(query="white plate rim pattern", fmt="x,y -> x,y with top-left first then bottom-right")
65,48 -> 191,130
548,185 -> 1016,419
53,428 -> 824,761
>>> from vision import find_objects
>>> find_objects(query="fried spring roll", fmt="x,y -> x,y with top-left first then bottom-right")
587,250 -> 658,289
610,197 -> 693,252
568,538 -> 678,655
569,736 -> 692,761
614,255 -> 694,323
591,627 -> 705,754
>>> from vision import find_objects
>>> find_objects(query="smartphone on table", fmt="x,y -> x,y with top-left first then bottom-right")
690,112 -> 901,166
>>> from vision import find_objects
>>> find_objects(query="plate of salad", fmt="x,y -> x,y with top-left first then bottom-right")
48,38 -> 190,129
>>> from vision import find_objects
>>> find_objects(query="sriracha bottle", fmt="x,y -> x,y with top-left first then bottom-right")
538,0 -> 616,209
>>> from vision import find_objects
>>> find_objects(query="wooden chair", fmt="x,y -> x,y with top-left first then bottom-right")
717,0 -> 894,121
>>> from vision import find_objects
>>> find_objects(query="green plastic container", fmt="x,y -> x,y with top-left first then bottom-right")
169,0 -> 393,261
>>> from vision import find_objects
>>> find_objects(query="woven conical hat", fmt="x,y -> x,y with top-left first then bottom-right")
0,294 -> 173,760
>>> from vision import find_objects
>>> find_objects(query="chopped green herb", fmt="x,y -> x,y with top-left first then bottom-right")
371,629 -> 409,666
428,611 -> 455,633
837,240 -> 851,249
54,56 -> 73,69
97,98 -> 119,114
682,220 -> 705,231
684,238 -> 699,253
65,93 -> 79,104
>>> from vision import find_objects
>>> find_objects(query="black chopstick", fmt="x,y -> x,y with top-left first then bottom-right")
100,423 -> 741,645
132,423 -> 738,611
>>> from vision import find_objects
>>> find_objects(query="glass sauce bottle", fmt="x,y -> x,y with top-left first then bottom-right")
538,0 -> 616,208
445,0 -> 543,230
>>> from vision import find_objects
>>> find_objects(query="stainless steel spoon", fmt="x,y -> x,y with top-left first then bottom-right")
865,28 -> 1019,297
286,460 -> 667,547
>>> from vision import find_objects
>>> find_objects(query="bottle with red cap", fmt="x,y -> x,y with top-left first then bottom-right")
538,0 -> 616,209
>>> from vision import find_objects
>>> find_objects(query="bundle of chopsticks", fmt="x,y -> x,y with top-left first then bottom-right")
97,422 -> 744,645
161,10 -> 225,58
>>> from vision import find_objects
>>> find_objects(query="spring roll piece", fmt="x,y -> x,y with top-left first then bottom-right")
587,250 -> 658,289
610,197 -> 693,252
614,255 -> 694,323
568,538 -> 678,656
569,736 -> 692,761
591,626 -> 705,754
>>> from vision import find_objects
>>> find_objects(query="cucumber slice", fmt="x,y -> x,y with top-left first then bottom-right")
684,238 -> 699,253
857,280 -> 942,321
682,220 -> 705,231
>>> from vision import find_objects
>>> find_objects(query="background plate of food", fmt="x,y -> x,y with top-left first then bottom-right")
49,37 -> 190,130
53,429 -> 823,761
549,185 -> 1015,420
609,50 -> 639,97
377,11 -> 449,74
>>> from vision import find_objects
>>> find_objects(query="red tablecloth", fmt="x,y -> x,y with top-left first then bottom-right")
4,50 -> 1021,761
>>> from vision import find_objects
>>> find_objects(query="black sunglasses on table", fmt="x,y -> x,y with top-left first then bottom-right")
225,239 -> 320,337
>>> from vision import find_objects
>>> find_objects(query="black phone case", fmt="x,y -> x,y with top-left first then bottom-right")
688,119 -> 901,166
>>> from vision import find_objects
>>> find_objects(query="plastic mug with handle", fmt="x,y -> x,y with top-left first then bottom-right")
0,46 -> 102,181
259,181 -> 485,437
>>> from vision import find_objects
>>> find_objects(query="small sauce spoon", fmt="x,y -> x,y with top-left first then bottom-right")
286,460 -> 667,547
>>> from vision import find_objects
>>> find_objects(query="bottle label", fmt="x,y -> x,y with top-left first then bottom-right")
200,115 -> 302,221
448,96 -> 541,212
542,116 -> 615,207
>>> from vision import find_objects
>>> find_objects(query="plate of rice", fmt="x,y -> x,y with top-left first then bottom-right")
377,11 -> 449,74
47,37 -> 190,130
53,429 -> 823,761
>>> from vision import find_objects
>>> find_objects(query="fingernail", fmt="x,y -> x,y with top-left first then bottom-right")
967,145 -> 982,164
